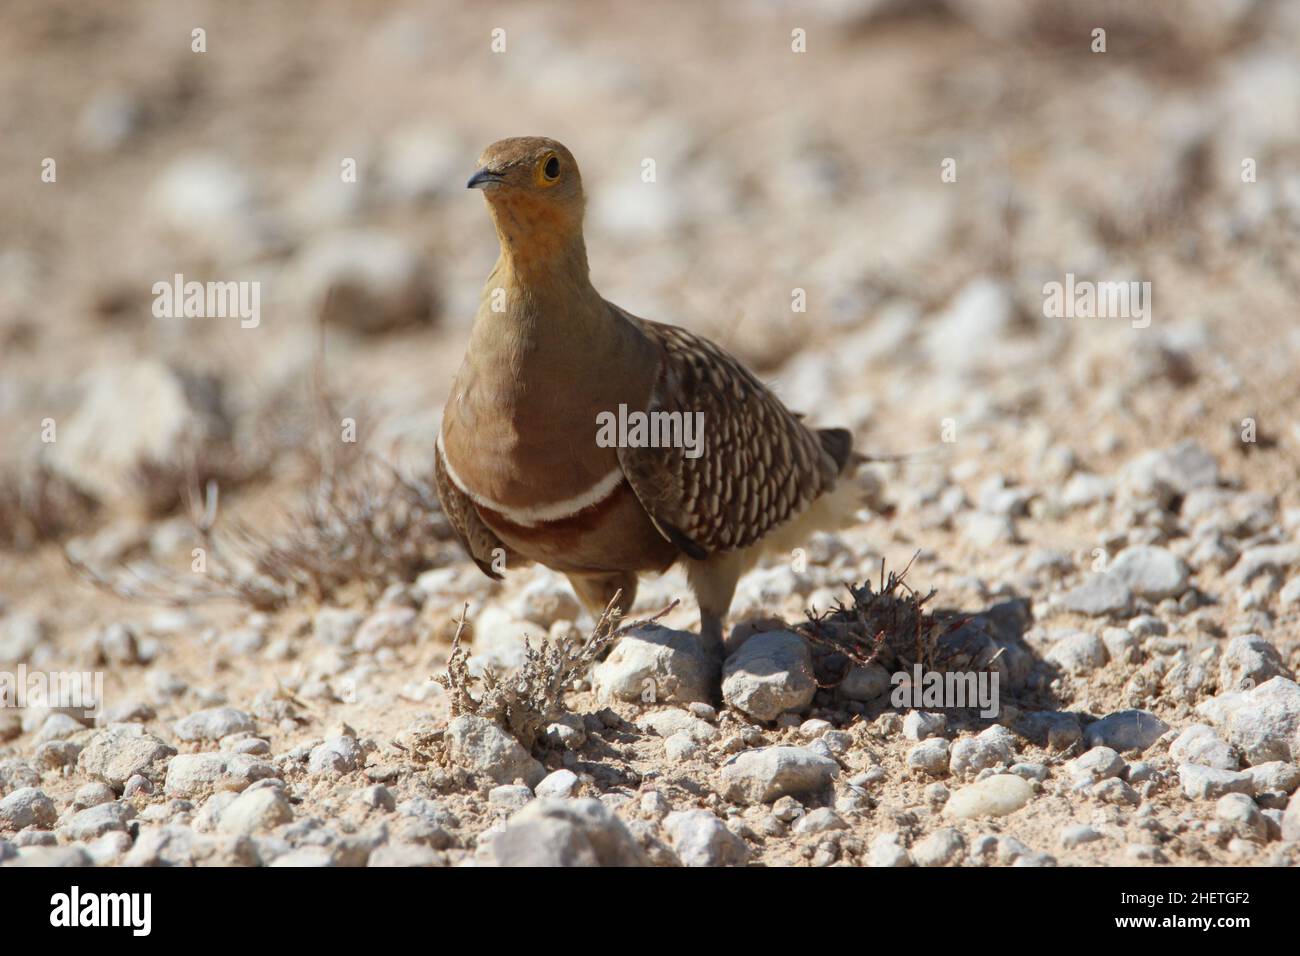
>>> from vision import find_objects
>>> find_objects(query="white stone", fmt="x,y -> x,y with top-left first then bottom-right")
1084,710 -> 1169,753
1243,761 -> 1300,795
354,606 -> 418,651
922,279 -> 1014,371
908,738 -> 951,776
792,807 -> 848,835
313,607 -> 364,647
47,361 -> 231,510
1059,574 -> 1132,617
1046,631 -> 1109,675
218,787 -> 292,834
467,606 -> 534,673
164,753 -> 275,798
488,784 -> 533,812
60,801 -> 134,841
1228,543 -> 1300,587
1067,746 -> 1126,782
1108,546 -> 1190,600
593,624 -> 717,705
911,827 -> 966,866
1119,441 -> 1219,506
308,736 -> 363,775
903,711 -> 947,741
1061,473 -> 1115,508
1219,635 -> 1290,693
868,832 -> 912,867
719,746 -> 839,804
1178,763 -> 1254,800
721,630 -> 816,722
490,798 -> 646,867
664,733 -> 701,761
1215,793 -> 1267,841
635,708 -> 717,742
1223,678 -> 1300,764
174,707 -> 255,743
0,788 -> 57,830
1169,724 -> 1238,771
663,810 -> 750,867
35,713 -> 86,743
944,774 -> 1033,820
1283,792 -> 1300,841
1061,825 -> 1103,849
445,715 -> 545,787
77,725 -> 175,790
535,769 -> 579,799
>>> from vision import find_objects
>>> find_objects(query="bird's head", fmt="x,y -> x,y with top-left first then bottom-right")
467,137 -> 587,273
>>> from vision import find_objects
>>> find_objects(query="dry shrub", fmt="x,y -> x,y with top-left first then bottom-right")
132,446 -> 265,520
67,346 -> 458,608
200,456 -> 454,605
435,595 -> 677,751
69,454 -> 456,610
0,465 -> 98,549
798,558 -> 994,681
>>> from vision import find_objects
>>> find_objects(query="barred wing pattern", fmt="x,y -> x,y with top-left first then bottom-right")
616,314 -> 844,559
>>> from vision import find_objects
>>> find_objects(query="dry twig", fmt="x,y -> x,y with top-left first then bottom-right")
435,594 -> 679,751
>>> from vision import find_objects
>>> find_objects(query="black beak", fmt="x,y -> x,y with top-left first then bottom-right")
466,168 -> 505,190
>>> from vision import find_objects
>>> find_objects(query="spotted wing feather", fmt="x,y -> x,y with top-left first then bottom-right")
615,313 -> 846,558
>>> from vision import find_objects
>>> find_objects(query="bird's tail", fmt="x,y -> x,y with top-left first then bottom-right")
816,427 -> 854,474
818,427 -> 948,475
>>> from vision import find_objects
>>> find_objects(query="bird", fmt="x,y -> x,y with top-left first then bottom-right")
435,136 -> 859,659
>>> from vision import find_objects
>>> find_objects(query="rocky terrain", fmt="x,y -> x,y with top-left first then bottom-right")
2,0 -> 1299,867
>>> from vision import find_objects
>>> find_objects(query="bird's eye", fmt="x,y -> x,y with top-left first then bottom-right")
542,155 -> 560,180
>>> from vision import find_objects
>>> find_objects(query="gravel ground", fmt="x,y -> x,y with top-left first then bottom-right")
2,0 -> 1299,867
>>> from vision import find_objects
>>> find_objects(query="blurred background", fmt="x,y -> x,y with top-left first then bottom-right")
0,0 -> 1298,618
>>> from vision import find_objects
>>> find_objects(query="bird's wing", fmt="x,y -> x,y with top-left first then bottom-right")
615,313 -> 847,559
434,439 -> 511,580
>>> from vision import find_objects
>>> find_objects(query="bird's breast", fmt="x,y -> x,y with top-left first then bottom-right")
439,284 -> 672,569
439,349 -> 648,520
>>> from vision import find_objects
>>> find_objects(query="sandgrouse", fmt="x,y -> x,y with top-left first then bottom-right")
435,136 -> 858,658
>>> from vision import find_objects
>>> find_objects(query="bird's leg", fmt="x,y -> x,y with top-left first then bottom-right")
566,571 -> 639,624
686,553 -> 745,663
698,610 -> 726,662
